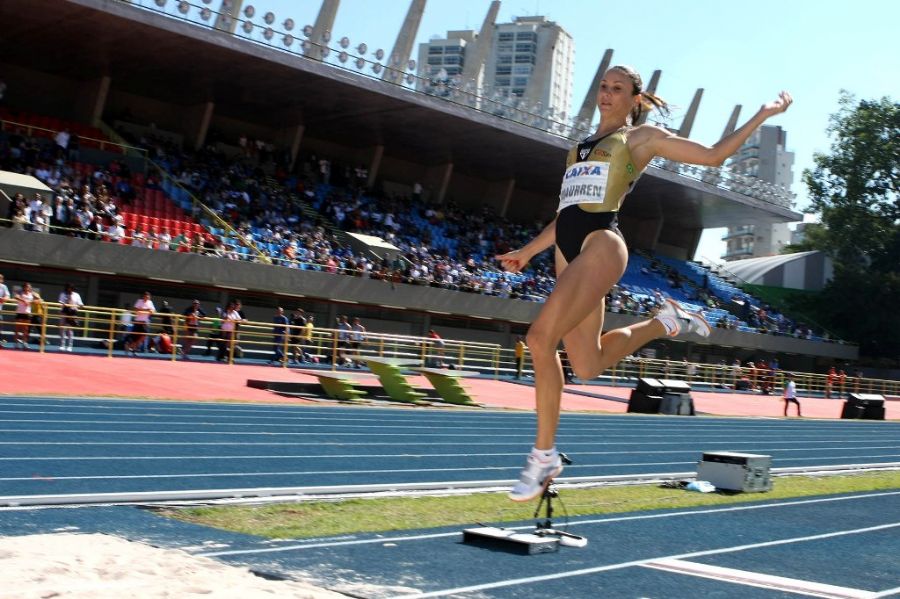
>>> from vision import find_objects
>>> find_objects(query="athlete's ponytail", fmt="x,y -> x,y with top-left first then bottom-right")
609,65 -> 671,125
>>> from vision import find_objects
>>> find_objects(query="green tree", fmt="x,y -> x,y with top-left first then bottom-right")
801,92 -> 900,360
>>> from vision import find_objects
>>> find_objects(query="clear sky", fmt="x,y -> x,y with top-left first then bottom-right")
253,0 -> 899,260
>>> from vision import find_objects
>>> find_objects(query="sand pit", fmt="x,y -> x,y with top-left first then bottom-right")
0,533 -> 346,598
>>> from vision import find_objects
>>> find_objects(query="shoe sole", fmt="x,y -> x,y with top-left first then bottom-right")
508,463 -> 564,503
665,299 -> 712,338
693,312 -> 712,337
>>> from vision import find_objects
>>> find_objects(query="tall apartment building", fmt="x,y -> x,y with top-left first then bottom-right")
416,16 -> 575,118
484,16 -> 574,117
415,30 -> 477,95
722,125 -> 795,261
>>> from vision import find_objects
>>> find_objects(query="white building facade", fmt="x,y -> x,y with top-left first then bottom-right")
722,125 -> 795,261
417,16 -> 574,118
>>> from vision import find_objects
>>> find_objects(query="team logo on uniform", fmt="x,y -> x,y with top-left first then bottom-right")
579,147 -> 591,160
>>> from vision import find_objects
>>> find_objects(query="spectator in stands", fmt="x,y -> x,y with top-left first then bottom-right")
125,291 -> 155,355
270,306 -> 289,365
108,215 -> 125,243
216,301 -> 243,362
156,300 -> 174,345
839,369 -> 847,398
335,314 -> 352,365
514,337 -> 527,379
57,283 -> 83,352
825,366 -> 836,398
54,129 -> 70,159
427,329 -> 446,368
13,282 -> 36,349
783,373 -> 802,417
180,300 -> 205,360
288,307 -> 307,364
349,317 -> 367,368
303,315 -> 315,360
496,65 -> 791,501
0,273 -> 8,347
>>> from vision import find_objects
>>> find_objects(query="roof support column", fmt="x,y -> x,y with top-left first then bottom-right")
287,124 -> 305,171
460,1 -> 500,94
383,0 -> 427,83
432,162 -> 453,205
632,215 -> 664,252
191,101 -> 215,151
367,145 -> 384,189
306,0 -> 340,62
214,0 -> 243,33
576,49 -> 613,129
678,88 -> 704,138
497,179 -> 516,218
77,75 -> 111,127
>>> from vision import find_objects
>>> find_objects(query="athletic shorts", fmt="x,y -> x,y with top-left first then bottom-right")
556,205 -> 624,263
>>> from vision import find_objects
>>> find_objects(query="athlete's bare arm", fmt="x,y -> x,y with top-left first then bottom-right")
495,216 -> 558,273
628,91 -> 792,169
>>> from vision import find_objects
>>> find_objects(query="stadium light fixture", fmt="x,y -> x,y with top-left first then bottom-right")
283,34 -> 294,46
372,63 -> 382,74
263,27 -> 274,40
263,11 -> 275,24
243,5 -> 254,18
322,31 -> 331,43
177,1 -> 189,14
340,36 -> 350,49
356,43 -> 368,54
241,20 -> 253,33
374,48 -> 385,61
155,0 -> 166,7
339,51 -> 349,63
407,59 -> 416,70
355,57 -> 365,69
406,73 -> 415,84
303,24 -> 313,37
200,7 -> 212,20
283,18 -> 294,31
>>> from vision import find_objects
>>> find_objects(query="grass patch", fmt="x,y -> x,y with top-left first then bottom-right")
161,471 -> 900,540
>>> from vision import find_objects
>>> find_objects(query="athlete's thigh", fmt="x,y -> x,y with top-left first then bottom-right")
531,231 -> 626,343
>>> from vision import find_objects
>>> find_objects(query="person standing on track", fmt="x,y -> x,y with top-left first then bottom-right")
783,372 -> 802,417
496,64 -> 792,502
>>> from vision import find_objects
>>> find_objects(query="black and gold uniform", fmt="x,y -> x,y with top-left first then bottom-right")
555,127 -> 640,262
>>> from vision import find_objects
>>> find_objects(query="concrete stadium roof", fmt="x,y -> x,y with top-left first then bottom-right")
0,0 -> 801,230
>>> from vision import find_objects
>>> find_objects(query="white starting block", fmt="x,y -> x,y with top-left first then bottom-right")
462,527 -> 561,555
462,453 -> 588,554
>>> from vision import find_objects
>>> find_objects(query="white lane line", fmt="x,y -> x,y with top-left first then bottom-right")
643,558 -> 876,598
0,406 -> 884,432
388,522 -> 900,599
5,427 -> 894,443
872,585 -> 900,598
198,490 -> 900,557
4,439 -> 899,448
5,445 -> 900,460
0,465 -> 524,481
7,457 -> 900,477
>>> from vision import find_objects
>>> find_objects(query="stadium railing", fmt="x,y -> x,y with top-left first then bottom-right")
2,300 -> 896,399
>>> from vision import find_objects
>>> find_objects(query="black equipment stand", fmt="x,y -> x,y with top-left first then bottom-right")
461,452 -> 587,553
532,453 -> 587,547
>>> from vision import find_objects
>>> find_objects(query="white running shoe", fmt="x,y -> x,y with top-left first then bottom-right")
656,299 -> 711,338
508,452 -> 563,502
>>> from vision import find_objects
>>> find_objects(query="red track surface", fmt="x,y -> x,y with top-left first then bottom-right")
1,350 -> 895,419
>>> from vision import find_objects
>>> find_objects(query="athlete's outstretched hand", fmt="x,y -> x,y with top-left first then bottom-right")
761,91 -> 792,117
495,249 -> 531,273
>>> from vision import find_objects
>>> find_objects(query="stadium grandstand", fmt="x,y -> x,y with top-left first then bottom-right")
0,0 -> 859,377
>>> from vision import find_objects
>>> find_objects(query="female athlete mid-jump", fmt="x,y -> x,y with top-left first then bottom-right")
496,65 -> 792,501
